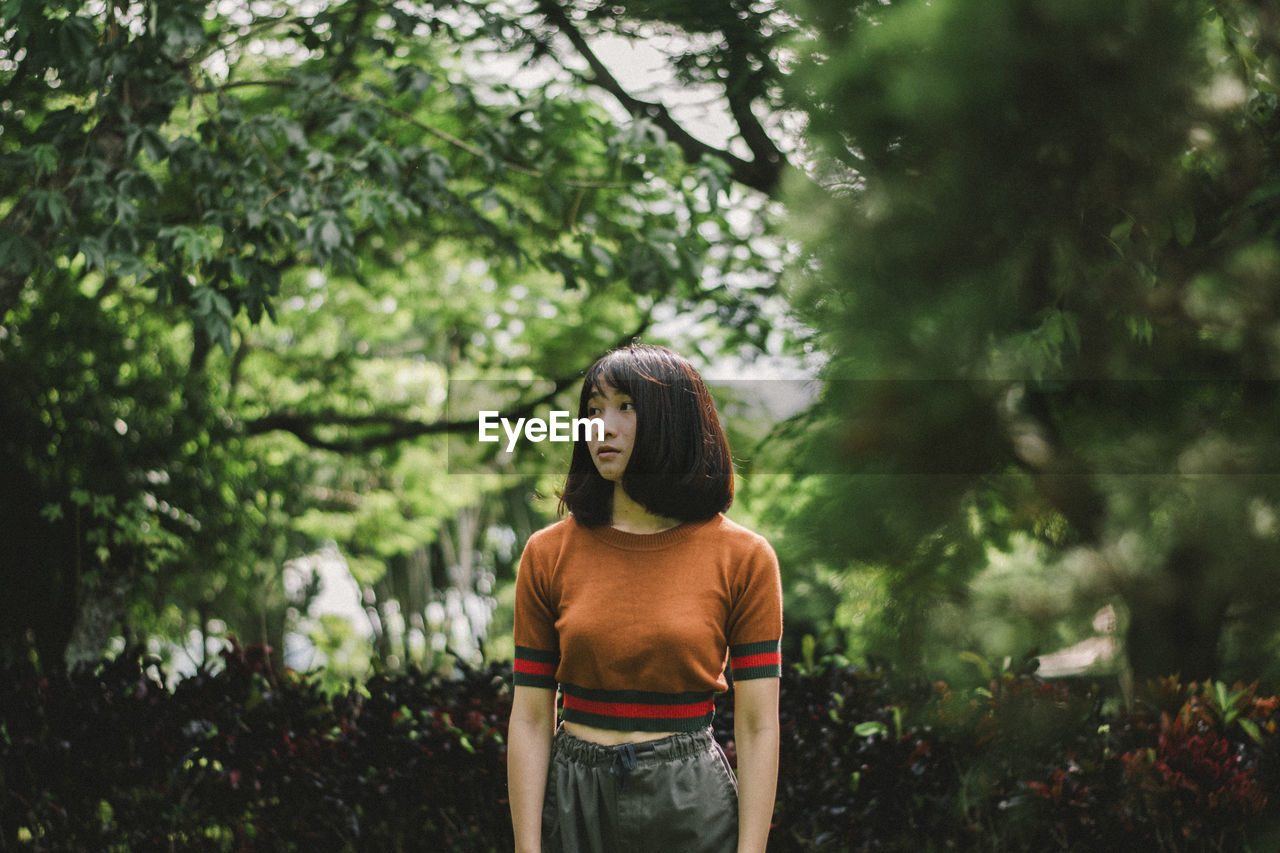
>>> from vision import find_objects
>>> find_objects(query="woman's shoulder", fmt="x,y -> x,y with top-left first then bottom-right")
523,515 -> 587,552
701,513 -> 775,555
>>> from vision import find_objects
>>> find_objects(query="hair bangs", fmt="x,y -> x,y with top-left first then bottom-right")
580,351 -> 658,409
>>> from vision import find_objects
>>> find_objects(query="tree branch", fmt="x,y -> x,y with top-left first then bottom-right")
536,1 -> 787,198
242,317 -> 653,452
725,86 -> 786,188
242,373 -> 582,451
189,78 -> 632,190
718,26 -> 788,188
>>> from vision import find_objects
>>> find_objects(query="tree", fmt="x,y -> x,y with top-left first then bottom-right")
789,0 -> 1280,682
0,0 -> 801,669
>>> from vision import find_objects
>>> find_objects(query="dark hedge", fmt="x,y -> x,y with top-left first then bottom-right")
2,643 -> 1277,851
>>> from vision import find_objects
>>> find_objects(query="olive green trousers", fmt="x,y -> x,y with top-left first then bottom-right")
541,726 -> 739,853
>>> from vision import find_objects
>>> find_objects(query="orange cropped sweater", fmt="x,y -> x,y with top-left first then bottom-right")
512,514 -> 783,732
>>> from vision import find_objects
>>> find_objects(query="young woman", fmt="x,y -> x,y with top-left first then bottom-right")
507,343 -> 783,853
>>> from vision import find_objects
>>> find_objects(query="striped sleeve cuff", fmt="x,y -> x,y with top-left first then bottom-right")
730,640 -> 782,680
513,645 -> 559,689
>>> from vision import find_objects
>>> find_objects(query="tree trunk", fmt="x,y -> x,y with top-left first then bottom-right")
64,576 -> 129,673
1124,545 -> 1224,681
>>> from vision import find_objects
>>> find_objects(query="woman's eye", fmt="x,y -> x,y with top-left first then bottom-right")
587,407 -> 601,416
620,401 -> 635,411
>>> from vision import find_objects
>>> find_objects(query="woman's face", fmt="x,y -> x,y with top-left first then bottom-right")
585,381 -> 636,482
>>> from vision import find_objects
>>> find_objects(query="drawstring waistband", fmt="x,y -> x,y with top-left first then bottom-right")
610,742 -> 639,791
553,726 -> 716,793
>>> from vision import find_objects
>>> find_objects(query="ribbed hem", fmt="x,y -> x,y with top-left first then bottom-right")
560,684 -> 717,732
576,514 -> 718,552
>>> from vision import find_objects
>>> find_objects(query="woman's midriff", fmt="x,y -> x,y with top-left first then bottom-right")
562,720 -> 680,745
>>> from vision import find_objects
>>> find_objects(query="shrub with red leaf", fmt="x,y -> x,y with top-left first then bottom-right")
2,647 -> 1279,851
1119,715 -> 1268,847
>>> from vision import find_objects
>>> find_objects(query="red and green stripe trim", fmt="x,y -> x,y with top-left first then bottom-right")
730,640 -> 782,680
561,685 -> 716,732
513,645 -> 559,688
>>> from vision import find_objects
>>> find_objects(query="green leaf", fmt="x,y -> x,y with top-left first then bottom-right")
320,219 -> 344,253
0,228 -> 42,274
1125,315 -> 1153,345
394,65 -> 434,95
55,16 -> 95,63
325,110 -> 356,136
425,153 -> 451,185
854,720 -> 888,737
78,236 -> 108,271
29,143 -> 58,177
1108,218 -> 1133,246
1213,680 -> 1230,713
1172,206 -> 1195,247
306,149 -> 337,173
192,286 -> 235,353
302,211 -> 349,264
157,5 -> 205,59
149,130 -> 175,163
159,226 -> 217,266
958,650 -> 993,681
587,244 -> 613,273
1238,717 -> 1264,745
29,189 -> 71,227
387,7 -> 421,37
1244,179 -> 1280,207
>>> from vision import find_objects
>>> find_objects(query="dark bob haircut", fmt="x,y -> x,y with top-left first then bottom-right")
558,344 -> 734,526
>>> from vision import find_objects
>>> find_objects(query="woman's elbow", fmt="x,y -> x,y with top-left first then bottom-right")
733,680 -> 780,735
510,686 -> 557,732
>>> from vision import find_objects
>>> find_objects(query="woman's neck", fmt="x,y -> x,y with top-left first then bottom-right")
609,485 -> 681,534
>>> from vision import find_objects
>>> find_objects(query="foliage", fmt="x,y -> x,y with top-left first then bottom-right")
0,0 -> 802,671
0,270 -> 304,670
0,640 -> 514,851
788,0 -> 1280,683
3,647 -> 1279,851
0,0 -> 748,331
772,660 -> 1280,851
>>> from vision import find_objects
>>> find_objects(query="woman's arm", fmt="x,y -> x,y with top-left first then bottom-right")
732,677 -> 780,853
508,684 -> 558,853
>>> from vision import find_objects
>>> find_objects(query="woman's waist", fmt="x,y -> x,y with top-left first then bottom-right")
561,720 -> 680,746
554,722 -> 716,763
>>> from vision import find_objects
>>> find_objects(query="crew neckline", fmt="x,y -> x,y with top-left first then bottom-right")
577,514 -> 719,551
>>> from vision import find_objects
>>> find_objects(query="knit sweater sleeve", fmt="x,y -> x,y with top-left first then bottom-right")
512,528 -> 560,689
726,534 -> 783,680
